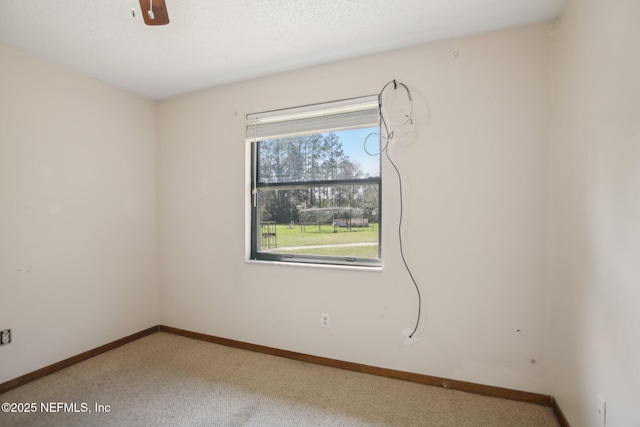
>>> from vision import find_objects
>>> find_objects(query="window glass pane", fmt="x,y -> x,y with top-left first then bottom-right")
258,128 -> 379,184
257,184 -> 380,259
249,99 -> 381,267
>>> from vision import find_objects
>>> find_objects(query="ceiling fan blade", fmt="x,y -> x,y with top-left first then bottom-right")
139,0 -> 169,26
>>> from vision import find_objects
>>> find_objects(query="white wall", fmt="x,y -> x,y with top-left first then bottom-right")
0,45 -> 159,383
549,1 -> 640,426
158,24 -> 553,394
3,5 -> 637,423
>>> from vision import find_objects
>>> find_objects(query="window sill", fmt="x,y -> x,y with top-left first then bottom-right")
245,258 -> 383,272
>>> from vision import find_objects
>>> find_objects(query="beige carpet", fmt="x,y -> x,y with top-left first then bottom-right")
1,332 -> 560,426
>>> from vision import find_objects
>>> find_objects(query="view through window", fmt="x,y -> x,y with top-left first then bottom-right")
248,97 -> 381,267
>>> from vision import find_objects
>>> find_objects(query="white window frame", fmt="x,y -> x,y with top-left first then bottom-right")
246,95 -> 382,268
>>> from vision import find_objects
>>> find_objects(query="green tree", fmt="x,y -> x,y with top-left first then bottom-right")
258,133 -> 377,224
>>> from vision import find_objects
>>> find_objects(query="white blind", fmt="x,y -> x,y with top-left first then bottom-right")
246,95 -> 379,140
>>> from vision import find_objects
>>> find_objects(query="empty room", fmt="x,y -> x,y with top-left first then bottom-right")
1,1 -> 638,426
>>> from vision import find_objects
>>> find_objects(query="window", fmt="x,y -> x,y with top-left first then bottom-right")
248,96 -> 381,267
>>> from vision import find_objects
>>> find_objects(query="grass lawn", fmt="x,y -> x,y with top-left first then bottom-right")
262,223 -> 379,258
272,223 -> 378,246
274,245 -> 379,258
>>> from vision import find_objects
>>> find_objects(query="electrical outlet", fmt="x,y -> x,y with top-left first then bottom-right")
0,329 -> 11,345
596,394 -> 606,427
320,313 -> 330,328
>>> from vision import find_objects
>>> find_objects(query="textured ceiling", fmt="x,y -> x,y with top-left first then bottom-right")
0,0 -> 566,100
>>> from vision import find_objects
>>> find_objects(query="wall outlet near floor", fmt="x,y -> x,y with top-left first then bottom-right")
0,329 -> 11,345
596,394 -> 606,426
320,313 -> 330,328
